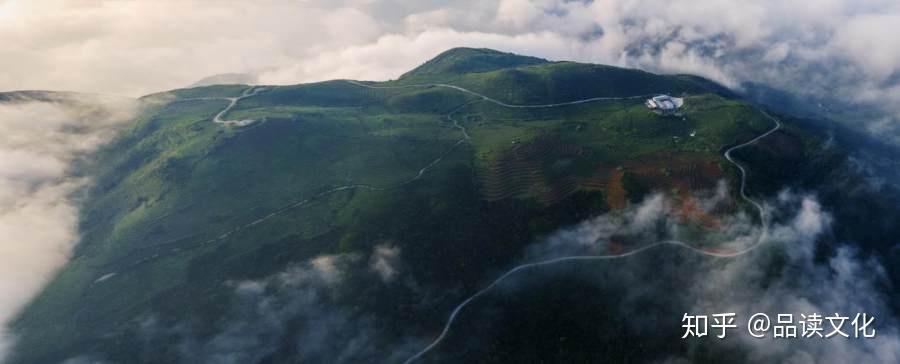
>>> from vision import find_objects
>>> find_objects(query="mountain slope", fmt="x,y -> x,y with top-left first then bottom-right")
399,47 -> 548,81
7,48 -> 887,364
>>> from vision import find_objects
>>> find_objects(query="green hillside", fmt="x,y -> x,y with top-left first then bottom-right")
398,47 -> 548,81
10,48 -> 800,363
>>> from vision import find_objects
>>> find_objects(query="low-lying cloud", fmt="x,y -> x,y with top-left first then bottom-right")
86,184 -> 900,363
477,189 -> 900,362
115,246 -> 422,363
0,93 -> 136,359
370,244 -> 402,283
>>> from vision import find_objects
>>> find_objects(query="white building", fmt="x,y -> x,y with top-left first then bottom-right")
645,95 -> 684,114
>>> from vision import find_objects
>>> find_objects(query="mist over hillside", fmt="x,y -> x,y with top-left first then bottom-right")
0,92 -> 137,359
0,48 -> 895,363
0,1 -> 899,363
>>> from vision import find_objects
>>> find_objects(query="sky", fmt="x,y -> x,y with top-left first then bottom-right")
0,0 -> 898,104
2,0 -> 898,142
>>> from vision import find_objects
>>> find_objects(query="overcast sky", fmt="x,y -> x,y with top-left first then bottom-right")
1,0 -> 898,105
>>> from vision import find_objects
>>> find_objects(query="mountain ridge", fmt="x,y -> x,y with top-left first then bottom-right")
399,47 -> 549,80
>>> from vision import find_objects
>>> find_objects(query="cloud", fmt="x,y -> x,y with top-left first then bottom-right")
0,0 -> 893,109
119,247 -> 421,363
0,0 -> 385,96
192,253 -> 366,364
1,0 -> 897,148
369,244 -> 402,283
684,193 -> 900,363
141,253 -> 366,364
0,93 -> 137,360
526,183 -> 760,260
469,189 -> 900,362
50,184 -> 900,362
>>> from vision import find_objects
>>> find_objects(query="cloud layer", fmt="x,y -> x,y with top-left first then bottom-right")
0,93 -> 136,359
0,1 -> 896,101
118,248 -> 421,364
450,190 -> 900,362
4,0 -> 898,147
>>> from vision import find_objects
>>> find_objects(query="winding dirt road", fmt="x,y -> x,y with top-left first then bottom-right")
212,87 -> 265,126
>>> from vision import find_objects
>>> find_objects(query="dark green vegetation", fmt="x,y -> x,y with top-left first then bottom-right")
398,47 -> 548,82
10,48 -> 879,363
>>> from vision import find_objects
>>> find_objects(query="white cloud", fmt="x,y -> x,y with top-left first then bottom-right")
517,190 -> 900,362
0,93 -> 136,359
832,14 -> 900,79
0,0 -> 898,149
698,194 -> 900,363
139,252 -> 420,363
0,0 -> 894,111
267,253 -> 358,289
256,28 -> 581,85
369,244 -> 401,283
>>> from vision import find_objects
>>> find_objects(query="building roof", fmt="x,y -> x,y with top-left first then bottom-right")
646,95 -> 684,112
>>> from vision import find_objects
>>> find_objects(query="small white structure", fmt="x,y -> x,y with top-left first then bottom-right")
645,95 -> 684,114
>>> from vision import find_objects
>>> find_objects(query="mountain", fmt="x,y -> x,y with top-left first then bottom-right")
7,48 -> 899,363
0,90 -> 89,103
190,73 -> 258,87
399,47 -> 548,80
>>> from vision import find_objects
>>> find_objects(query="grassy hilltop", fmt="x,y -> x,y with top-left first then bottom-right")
9,48 -> 838,363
